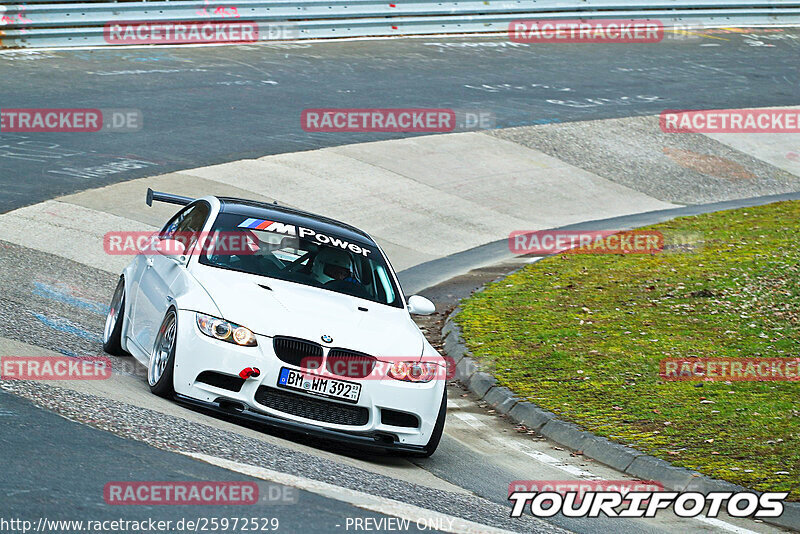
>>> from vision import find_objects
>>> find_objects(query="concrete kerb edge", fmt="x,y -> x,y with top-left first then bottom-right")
442,308 -> 800,531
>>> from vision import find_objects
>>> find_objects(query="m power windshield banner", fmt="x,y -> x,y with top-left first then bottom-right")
237,218 -> 373,257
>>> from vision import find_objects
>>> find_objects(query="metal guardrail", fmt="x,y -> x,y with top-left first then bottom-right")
1,1 -> 800,48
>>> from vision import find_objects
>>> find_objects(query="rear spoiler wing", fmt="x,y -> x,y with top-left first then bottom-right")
146,188 -> 193,207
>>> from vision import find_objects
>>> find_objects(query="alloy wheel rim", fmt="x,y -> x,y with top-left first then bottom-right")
149,313 -> 176,386
103,282 -> 123,344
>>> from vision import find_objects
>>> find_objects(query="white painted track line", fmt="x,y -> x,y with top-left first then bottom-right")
184,451 -> 517,534
693,517 -> 760,534
516,446 -> 599,479
445,394 -> 770,534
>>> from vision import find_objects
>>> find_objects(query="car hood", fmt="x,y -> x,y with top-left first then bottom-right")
190,266 -> 423,358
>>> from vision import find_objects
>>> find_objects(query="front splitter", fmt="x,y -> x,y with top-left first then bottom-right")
173,393 -> 427,455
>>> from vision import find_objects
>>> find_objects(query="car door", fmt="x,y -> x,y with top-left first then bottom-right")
131,201 -> 210,354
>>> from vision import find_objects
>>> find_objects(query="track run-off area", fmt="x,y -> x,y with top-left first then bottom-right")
2,27 -> 800,534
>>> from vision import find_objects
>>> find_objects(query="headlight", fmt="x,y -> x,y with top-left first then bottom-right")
387,361 -> 440,383
196,313 -> 257,347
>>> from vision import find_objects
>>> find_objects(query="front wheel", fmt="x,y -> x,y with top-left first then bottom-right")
149,309 -> 177,398
414,389 -> 447,458
102,277 -> 128,356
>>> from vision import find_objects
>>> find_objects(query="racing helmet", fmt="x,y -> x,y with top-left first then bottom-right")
312,247 -> 353,284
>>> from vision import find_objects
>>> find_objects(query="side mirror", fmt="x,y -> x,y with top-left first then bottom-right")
407,295 -> 435,315
156,238 -> 186,262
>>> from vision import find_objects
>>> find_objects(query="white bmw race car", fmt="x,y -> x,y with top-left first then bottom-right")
102,189 -> 447,456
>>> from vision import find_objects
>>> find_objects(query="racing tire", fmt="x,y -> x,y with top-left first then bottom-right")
149,309 -> 177,398
413,388 -> 447,458
102,277 -> 129,356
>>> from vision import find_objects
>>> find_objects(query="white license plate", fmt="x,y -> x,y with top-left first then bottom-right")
277,367 -> 361,403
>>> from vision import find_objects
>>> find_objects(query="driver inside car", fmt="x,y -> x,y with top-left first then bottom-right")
312,247 -> 360,286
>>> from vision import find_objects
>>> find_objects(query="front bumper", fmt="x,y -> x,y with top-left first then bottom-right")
174,393 -> 428,454
172,310 -> 445,449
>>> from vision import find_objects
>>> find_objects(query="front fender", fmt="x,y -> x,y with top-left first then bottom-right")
172,269 -> 223,317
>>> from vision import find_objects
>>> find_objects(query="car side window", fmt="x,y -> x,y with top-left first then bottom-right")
159,202 -> 211,252
160,209 -> 186,240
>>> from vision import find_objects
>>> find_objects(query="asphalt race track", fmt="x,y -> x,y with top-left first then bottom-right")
1,29 -> 799,212
0,389 -> 445,534
2,27 -> 800,534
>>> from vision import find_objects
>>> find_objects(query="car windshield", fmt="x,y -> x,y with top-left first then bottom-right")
198,212 -> 402,308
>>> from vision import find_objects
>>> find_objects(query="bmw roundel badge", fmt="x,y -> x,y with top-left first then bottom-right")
321,334 -> 333,343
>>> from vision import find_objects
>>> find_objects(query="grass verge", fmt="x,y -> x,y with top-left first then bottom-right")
457,201 -> 800,499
